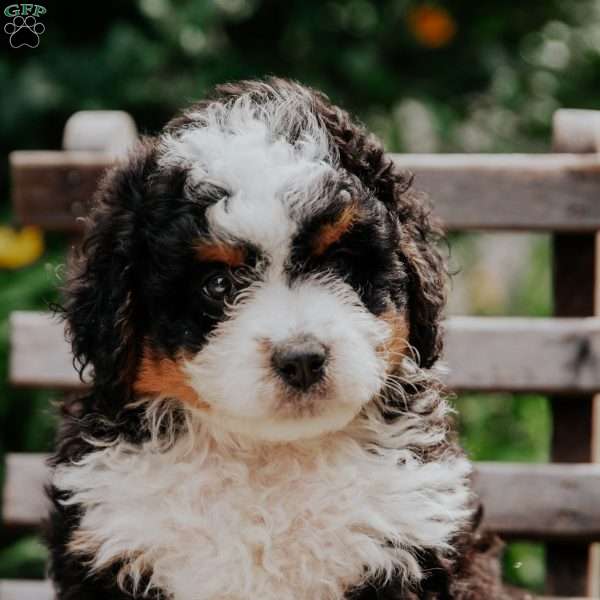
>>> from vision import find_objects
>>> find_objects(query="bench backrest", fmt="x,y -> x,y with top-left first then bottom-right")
4,109 -> 600,599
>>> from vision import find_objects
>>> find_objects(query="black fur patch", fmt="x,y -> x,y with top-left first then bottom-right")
46,78 -> 507,600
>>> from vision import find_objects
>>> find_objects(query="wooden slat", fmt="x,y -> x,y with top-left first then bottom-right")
0,580 -> 586,600
1,453 -> 50,528
474,463 -> 600,540
11,151 -> 600,233
443,316 -> 600,393
394,153 -> 600,231
10,151 -> 115,232
9,311 -> 90,389
11,310 -> 600,394
4,454 -> 600,542
0,580 -> 53,600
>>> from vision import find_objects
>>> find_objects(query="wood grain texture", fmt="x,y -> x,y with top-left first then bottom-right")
10,150 -> 600,232
10,151 -> 115,232
473,463 -> 600,540
12,310 -> 600,394
443,316 -> 600,394
393,153 -> 600,231
4,453 -> 600,543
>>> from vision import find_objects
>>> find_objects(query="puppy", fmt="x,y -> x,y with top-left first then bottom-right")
47,78 -> 513,599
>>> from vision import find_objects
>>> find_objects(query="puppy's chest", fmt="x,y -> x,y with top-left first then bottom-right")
55,435 -> 469,600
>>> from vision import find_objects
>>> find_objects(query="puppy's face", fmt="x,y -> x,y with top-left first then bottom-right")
132,105 -> 408,442
68,81 -> 444,443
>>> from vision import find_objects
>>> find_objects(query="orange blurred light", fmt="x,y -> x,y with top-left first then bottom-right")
407,5 -> 457,48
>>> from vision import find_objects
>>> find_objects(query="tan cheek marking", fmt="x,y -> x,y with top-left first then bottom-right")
311,204 -> 359,257
68,530 -> 102,559
134,350 -> 210,410
379,309 -> 410,371
195,241 -> 245,267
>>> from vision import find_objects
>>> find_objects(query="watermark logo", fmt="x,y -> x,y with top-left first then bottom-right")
4,4 -> 46,48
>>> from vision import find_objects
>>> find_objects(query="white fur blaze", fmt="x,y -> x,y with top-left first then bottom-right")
184,274 -> 389,442
54,411 -> 473,600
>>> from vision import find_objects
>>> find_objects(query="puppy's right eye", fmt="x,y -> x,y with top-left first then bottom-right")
202,273 -> 233,302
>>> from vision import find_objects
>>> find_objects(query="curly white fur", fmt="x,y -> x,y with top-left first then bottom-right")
53,87 -> 473,600
156,95 -> 394,443
184,273 -> 390,442
54,390 -> 472,600
159,90 -> 335,268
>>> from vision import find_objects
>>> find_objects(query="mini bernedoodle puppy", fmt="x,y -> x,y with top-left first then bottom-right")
47,78 -> 522,599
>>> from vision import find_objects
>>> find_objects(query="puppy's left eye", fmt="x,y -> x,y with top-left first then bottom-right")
202,273 -> 233,302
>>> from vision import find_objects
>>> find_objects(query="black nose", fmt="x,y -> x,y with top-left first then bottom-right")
272,337 -> 328,391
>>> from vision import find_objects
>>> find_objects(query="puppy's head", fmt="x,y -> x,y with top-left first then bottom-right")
66,78 -> 446,442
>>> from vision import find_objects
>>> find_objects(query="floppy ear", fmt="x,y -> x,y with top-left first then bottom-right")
63,139 -> 156,398
307,85 -> 447,368
393,182 -> 447,369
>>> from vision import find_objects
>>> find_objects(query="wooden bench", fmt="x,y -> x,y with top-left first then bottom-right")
4,109 -> 600,598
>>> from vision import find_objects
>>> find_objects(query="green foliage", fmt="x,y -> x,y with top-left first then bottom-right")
0,228 -> 62,579
0,536 -> 48,580
3,0 -> 600,169
1,0 -> 591,590
448,231 -> 552,590
0,232 -> 63,452
504,542 -> 546,593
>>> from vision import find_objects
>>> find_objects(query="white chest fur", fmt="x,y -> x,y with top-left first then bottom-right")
54,416 -> 472,600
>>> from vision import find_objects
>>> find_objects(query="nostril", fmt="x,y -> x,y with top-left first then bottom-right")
307,353 -> 326,374
281,361 -> 301,381
272,337 -> 328,391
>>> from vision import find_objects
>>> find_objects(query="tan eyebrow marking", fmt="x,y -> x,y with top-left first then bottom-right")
311,204 -> 360,257
195,242 -> 246,267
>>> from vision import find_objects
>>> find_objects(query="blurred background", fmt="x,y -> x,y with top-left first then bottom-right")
2,0 -> 600,592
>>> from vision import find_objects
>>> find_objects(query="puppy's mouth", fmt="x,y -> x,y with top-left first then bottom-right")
272,383 -> 331,419
200,400 -> 366,443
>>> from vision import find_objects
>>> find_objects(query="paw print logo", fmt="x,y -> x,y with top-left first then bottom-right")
4,15 -> 45,48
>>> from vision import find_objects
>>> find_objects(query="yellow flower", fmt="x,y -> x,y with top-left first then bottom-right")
407,5 -> 457,48
0,225 -> 45,269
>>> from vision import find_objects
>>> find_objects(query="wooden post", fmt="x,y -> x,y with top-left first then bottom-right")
62,110 -> 138,248
62,110 -> 137,155
547,110 -> 600,596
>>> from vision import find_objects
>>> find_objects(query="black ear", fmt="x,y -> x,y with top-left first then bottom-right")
305,84 -> 447,368
63,139 -> 156,398
394,185 -> 447,369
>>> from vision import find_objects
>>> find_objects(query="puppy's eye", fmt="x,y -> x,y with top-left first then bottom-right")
202,273 -> 233,302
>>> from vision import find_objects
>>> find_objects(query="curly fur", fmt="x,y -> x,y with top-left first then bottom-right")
46,78 -> 515,600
